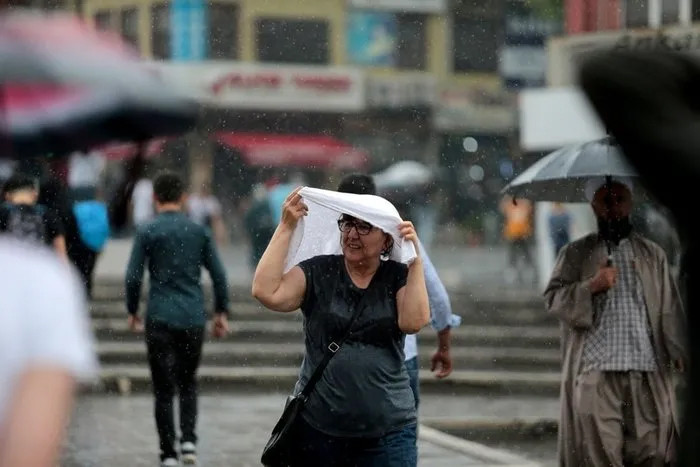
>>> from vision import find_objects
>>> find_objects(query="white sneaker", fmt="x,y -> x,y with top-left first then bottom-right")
161,458 -> 179,467
181,442 -> 197,465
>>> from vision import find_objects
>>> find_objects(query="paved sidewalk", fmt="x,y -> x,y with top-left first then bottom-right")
61,394 -> 541,467
95,238 -> 529,293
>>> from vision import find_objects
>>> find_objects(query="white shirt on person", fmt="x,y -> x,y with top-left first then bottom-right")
0,238 -> 98,424
187,194 -> 222,226
131,178 -> 154,227
404,239 -> 461,362
68,151 -> 105,188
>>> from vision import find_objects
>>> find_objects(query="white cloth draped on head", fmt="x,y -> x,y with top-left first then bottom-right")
283,187 -> 417,273
585,176 -> 634,202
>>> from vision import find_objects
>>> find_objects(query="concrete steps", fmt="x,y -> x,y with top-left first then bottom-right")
91,301 -> 554,327
91,365 -> 562,396
87,279 -> 562,396
94,341 -> 561,371
91,318 -> 559,348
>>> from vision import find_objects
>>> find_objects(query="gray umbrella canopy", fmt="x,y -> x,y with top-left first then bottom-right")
501,138 -> 638,202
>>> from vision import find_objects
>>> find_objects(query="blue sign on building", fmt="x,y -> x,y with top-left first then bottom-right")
171,0 -> 207,61
500,0 -> 562,89
347,11 -> 397,66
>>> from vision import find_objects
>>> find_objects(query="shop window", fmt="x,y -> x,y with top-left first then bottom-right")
624,0 -> 649,28
94,11 -> 113,31
13,0 -> 64,9
453,17 -> 501,72
694,0 -> 700,20
662,0 -> 680,24
208,2 -> 238,59
120,7 -> 139,51
256,18 -> 329,64
151,3 -> 170,59
396,14 -> 426,70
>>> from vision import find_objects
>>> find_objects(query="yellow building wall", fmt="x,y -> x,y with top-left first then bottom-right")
82,0 -> 153,56
80,0 -> 501,86
426,14 -> 447,78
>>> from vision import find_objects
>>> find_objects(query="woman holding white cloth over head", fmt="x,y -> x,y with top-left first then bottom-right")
252,186 -> 429,467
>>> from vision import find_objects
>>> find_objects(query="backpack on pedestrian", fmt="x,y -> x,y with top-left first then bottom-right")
0,202 -> 47,243
72,200 -> 111,252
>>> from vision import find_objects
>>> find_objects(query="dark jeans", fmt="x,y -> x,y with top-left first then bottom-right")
145,320 -> 205,460
292,417 -> 417,467
405,357 -> 420,410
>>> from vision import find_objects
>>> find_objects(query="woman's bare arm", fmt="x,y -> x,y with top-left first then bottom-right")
251,188 -> 308,312
395,221 -> 430,333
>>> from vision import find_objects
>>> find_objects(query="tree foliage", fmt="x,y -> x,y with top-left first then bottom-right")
524,0 -> 564,21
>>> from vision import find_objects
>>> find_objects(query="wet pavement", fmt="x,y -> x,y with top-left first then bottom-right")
78,239 -> 549,466
61,393 -> 542,466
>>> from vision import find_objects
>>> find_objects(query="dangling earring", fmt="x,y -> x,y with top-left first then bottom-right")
380,238 -> 394,260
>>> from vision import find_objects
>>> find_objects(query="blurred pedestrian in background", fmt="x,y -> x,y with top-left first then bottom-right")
244,183 -> 275,269
500,195 -> 534,284
187,183 -> 228,247
548,202 -> 571,257
0,173 -> 66,259
125,172 -> 230,467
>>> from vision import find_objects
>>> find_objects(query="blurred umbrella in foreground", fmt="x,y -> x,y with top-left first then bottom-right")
579,50 -> 699,467
0,9 -> 198,159
2,84 -> 194,159
501,137 -> 638,203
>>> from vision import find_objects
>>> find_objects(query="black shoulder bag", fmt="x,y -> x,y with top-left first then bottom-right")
261,293 -> 368,467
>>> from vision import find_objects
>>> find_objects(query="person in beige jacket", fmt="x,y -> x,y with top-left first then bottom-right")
544,177 -> 687,467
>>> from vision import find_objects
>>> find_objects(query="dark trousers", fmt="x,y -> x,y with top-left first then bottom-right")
68,246 -> 97,298
292,417 -> 417,467
145,320 -> 205,460
508,238 -> 533,268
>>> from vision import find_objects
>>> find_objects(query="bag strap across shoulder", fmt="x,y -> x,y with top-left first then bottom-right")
298,290 -> 370,401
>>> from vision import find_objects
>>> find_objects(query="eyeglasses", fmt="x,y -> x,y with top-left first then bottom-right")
337,217 -> 374,235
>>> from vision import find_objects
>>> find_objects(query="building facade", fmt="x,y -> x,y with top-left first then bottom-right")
532,0 -> 700,153
28,0 -> 519,229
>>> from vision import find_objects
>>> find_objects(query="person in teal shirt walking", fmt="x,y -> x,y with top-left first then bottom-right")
125,171 -> 230,467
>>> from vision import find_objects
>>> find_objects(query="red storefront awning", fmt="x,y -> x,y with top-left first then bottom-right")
215,132 -> 368,169
95,138 -> 167,160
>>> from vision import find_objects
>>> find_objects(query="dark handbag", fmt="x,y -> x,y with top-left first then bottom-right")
260,293 -> 368,467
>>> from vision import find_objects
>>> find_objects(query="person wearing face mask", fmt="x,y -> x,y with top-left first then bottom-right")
543,177 -> 687,467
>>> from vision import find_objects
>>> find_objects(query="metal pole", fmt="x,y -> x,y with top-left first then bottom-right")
649,0 -> 662,28
605,174 -> 613,265
680,0 -> 692,25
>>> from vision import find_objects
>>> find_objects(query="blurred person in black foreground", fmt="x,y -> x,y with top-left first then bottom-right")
580,50 -> 700,466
